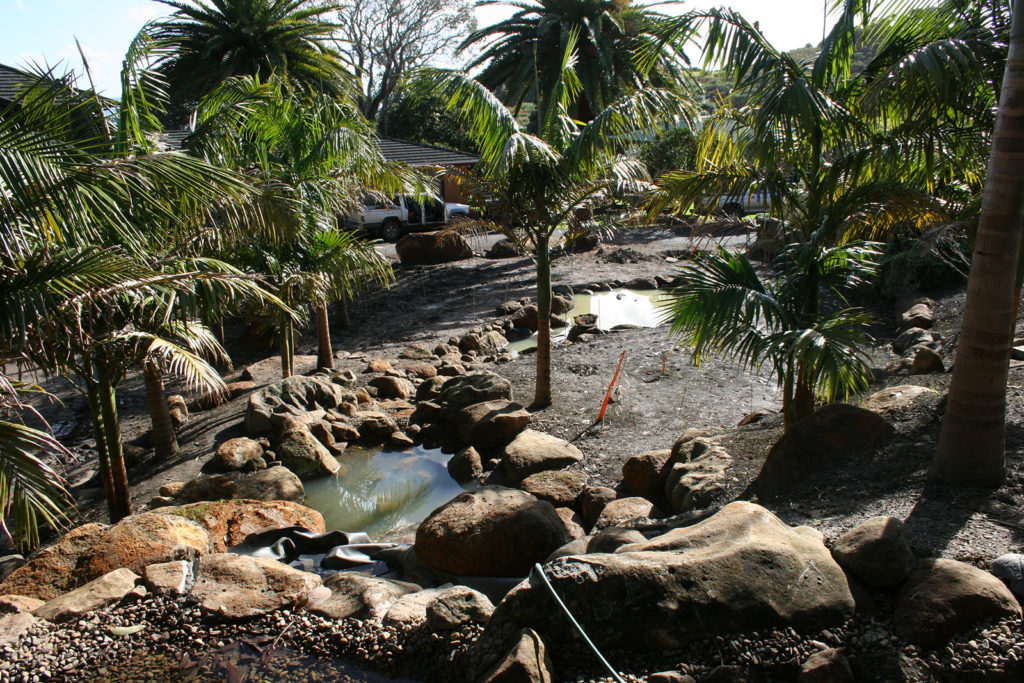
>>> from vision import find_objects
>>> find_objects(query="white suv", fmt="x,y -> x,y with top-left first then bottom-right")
346,195 -> 471,241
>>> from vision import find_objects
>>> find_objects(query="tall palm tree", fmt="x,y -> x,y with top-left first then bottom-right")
416,37 -> 692,406
188,76 -> 404,377
0,33 -> 286,523
931,0 -> 1023,487
651,2 -> 977,423
153,0 -> 348,107
460,0 -> 690,121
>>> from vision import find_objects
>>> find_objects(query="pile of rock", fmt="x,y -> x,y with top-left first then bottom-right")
886,297 -> 945,374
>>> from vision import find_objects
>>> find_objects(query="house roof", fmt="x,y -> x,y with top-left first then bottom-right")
0,63 -> 33,105
377,137 -> 479,167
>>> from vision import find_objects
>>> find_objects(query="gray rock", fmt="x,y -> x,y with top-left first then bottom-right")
832,516 -> 916,588
439,372 -> 514,414
520,470 -> 588,508
502,430 -> 583,483
382,587 -> 447,627
910,346 -> 944,374
245,375 -> 352,434
893,327 -> 937,354
311,573 -> 420,622
460,331 -> 508,355
425,585 -> 495,630
664,439 -> 731,513
235,466 -> 305,502
396,230 -> 473,265
991,553 -> 1024,600
276,426 -> 341,478
894,558 -> 1022,648
213,437 -> 266,472
621,450 -> 671,504
899,302 -> 933,331
579,486 -> 617,528
587,528 -> 646,554
0,555 -> 25,583
448,446 -> 483,484
368,375 -> 415,400
799,648 -> 854,682
415,486 -> 568,577
861,385 -> 940,417
477,628 -> 553,683
33,568 -> 141,622
492,502 -> 855,650
0,612 -> 38,647
454,400 -> 531,450
191,553 -> 322,619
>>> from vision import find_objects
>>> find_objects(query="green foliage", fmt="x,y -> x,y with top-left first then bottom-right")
382,88 -> 478,153
637,126 -> 696,178
875,238 -> 968,297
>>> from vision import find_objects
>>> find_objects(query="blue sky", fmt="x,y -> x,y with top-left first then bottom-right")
1,1 -> 837,98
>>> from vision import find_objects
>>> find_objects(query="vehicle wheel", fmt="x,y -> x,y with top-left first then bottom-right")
722,202 -> 744,217
380,218 -> 402,242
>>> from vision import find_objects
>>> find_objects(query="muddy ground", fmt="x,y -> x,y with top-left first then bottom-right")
7,224 -> 1024,572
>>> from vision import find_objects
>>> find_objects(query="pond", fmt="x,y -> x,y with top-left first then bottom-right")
302,445 -> 474,536
507,288 -> 668,353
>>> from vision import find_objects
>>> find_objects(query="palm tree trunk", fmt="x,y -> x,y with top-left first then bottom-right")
337,293 -> 350,329
315,302 -> 334,370
144,358 -> 178,459
279,314 -> 294,379
84,379 -> 115,506
95,358 -> 132,521
533,232 -> 553,408
932,1 -> 1024,487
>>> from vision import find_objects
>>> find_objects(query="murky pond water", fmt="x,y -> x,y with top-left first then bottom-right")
508,288 -> 669,353
302,446 -> 473,536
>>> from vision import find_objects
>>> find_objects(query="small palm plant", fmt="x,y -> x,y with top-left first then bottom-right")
660,230 -> 881,429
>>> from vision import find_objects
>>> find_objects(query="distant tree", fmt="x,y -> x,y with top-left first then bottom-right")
383,88 -> 478,152
637,125 -> 695,177
335,0 -> 476,121
153,0 -> 348,108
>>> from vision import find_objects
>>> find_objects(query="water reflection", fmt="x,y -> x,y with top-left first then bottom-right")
302,446 -> 474,536
507,288 -> 667,353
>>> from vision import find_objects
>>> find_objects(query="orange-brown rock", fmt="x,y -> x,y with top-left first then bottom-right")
162,500 -> 325,552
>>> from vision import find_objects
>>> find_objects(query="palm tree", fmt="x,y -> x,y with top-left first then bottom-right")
660,235 -> 880,429
460,0 -> 689,121
0,34 -> 286,523
188,76 -> 403,377
931,0 -> 1023,487
415,38 -> 692,406
650,2 -> 979,423
152,0 -> 348,107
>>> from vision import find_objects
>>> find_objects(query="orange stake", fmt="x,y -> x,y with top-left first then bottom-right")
597,350 -> 627,422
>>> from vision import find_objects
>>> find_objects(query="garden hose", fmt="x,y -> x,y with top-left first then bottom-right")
531,563 -> 626,683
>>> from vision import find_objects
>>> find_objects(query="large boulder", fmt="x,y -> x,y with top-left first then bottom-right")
0,524 -> 108,600
310,572 -> 420,621
162,500 -> 325,552
502,430 -> 584,483
448,446 -> 484,483
0,514 -> 210,602
491,502 -> 855,650
755,405 -> 893,499
439,373 -> 514,414
275,425 -> 342,478
32,568 -> 140,623
415,486 -> 569,577
454,400 -> 532,450
832,517 -> 916,588
460,331 -> 509,355
369,375 -> 415,400
235,467 -> 305,503
894,558 -> 1021,649
396,230 -> 473,266
593,497 -> 662,530
191,553 -> 322,619
245,374 -> 352,434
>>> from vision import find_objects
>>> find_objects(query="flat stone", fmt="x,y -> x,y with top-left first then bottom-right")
191,554 -> 322,619
0,595 -> 44,614
502,429 -> 583,483
382,587 -> 447,627
311,573 -> 420,622
594,497 -> 662,530
33,568 -> 140,622
0,612 -> 38,647
520,470 -> 588,507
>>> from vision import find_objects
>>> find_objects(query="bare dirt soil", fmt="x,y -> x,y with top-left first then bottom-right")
9,225 -> 1024,574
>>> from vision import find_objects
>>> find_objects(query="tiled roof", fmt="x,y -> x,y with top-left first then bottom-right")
0,63 -> 33,105
377,137 -> 479,167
